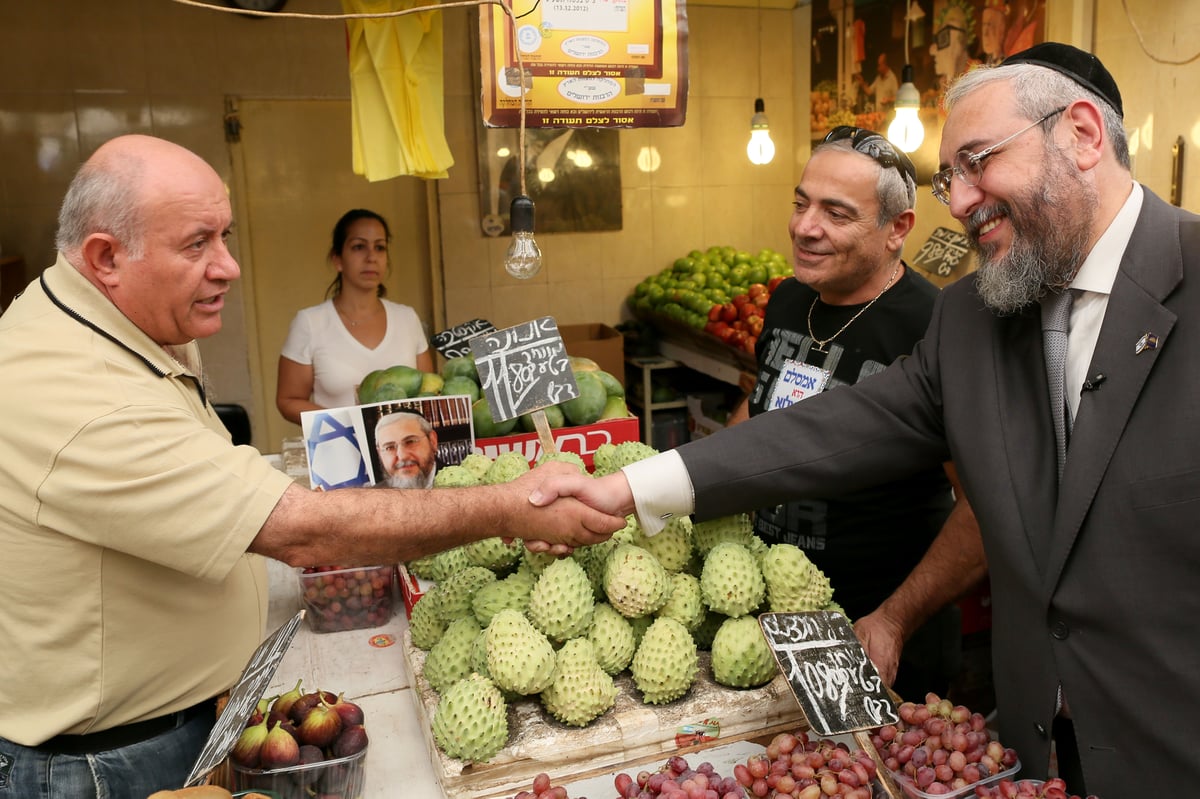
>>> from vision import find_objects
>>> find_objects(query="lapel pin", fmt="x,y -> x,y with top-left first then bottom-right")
1135,333 -> 1160,354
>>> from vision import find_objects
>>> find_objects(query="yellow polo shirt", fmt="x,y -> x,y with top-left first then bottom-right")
0,256 -> 295,746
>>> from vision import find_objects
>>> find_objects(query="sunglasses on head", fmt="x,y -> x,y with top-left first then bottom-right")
823,126 -> 918,185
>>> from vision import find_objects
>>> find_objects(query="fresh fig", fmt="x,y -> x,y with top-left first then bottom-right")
331,724 -> 369,758
229,717 -> 269,768
327,692 -> 365,727
297,744 -> 324,766
270,678 -> 304,719
258,720 -> 301,770
288,691 -> 322,724
295,699 -> 342,748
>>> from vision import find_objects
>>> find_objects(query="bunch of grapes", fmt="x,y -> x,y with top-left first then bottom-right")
511,772 -> 574,799
614,756 -> 747,799
972,777 -> 1099,799
731,732 -> 878,799
869,693 -> 1018,796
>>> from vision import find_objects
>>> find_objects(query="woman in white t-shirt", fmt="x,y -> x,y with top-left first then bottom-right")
276,209 -> 432,423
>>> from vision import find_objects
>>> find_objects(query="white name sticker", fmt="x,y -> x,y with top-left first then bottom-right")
768,359 -> 830,410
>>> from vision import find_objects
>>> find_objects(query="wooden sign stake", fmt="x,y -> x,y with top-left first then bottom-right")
531,408 -> 558,456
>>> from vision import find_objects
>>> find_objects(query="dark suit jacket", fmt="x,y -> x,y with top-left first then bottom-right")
679,187 -> 1200,795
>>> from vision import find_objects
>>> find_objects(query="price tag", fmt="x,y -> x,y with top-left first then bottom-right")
469,316 -> 579,422
758,611 -> 898,736
433,318 -> 497,360
184,611 -> 305,786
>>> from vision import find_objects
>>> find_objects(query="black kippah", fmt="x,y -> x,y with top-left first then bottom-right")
1001,42 -> 1123,118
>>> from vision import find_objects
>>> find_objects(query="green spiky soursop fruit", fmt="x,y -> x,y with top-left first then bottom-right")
471,568 -> 535,627
700,542 -> 765,618
485,609 -> 557,695
431,673 -> 508,763
523,549 -> 558,575
535,450 -> 587,473
527,557 -> 595,644
541,638 -> 618,727
691,609 -> 727,651
633,515 -> 693,573
630,617 -> 698,704
760,543 -> 834,612
483,450 -> 530,484
710,615 -> 777,688
409,589 -> 447,650
655,572 -> 705,632
603,544 -> 670,619
463,536 -> 523,571
406,553 -> 438,580
424,616 -> 481,692
429,547 -> 471,583
459,452 -> 493,480
692,513 -> 756,557
588,602 -> 637,676
436,566 -> 498,623
433,464 -> 481,488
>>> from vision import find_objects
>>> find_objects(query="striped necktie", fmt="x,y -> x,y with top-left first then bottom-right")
1043,290 -> 1075,481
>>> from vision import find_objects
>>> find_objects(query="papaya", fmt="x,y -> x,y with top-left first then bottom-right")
560,371 -> 607,426
593,370 -> 625,398
472,396 -> 518,438
442,355 -> 480,385
598,395 -> 630,420
443,375 -> 481,403
518,404 -> 565,432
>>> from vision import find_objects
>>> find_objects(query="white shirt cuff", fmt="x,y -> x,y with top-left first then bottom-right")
620,449 -> 695,536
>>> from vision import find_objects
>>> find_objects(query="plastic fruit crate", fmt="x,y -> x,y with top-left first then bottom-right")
298,565 -> 395,633
230,746 -> 366,798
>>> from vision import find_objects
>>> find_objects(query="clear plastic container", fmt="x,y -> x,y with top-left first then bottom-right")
230,747 -> 366,798
888,758 -> 1021,799
298,565 -> 395,633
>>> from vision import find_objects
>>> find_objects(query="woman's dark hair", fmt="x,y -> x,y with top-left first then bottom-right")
325,208 -> 392,299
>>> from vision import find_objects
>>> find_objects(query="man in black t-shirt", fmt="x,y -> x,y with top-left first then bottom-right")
728,128 -> 983,701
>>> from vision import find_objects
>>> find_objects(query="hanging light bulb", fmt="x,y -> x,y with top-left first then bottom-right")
746,98 -> 776,165
504,195 -> 542,279
887,65 -> 925,153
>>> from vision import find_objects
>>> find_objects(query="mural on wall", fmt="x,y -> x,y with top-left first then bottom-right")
810,0 -> 1045,140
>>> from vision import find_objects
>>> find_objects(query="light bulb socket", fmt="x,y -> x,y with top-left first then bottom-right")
750,98 -> 770,131
895,66 -> 920,110
509,195 -> 535,234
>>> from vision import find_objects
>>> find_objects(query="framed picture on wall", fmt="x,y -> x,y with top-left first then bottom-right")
811,0 -> 1046,172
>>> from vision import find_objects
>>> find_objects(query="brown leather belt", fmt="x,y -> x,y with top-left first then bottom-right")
34,698 -> 216,756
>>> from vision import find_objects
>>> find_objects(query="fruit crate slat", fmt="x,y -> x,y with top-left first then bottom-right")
400,630 -> 809,799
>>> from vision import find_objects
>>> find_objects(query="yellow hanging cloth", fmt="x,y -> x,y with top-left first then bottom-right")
343,0 -> 455,180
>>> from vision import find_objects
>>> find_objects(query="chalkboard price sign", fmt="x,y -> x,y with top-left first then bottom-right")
433,318 -> 497,359
470,316 -> 579,422
758,610 -> 898,736
184,610 -> 306,786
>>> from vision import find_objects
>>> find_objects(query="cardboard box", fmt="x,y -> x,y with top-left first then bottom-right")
475,416 -> 639,470
686,394 -> 727,441
561,323 -> 625,385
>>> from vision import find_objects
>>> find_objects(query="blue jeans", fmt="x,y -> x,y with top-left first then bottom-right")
0,710 -> 214,799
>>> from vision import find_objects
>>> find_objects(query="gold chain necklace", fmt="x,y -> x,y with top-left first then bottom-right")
807,262 -> 901,354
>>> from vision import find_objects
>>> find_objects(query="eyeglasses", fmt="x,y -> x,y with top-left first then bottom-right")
823,125 -> 917,185
931,106 -> 1067,205
935,25 -> 965,50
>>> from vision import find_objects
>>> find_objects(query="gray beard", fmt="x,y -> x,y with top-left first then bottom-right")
970,163 -> 1097,315
384,468 -> 435,489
